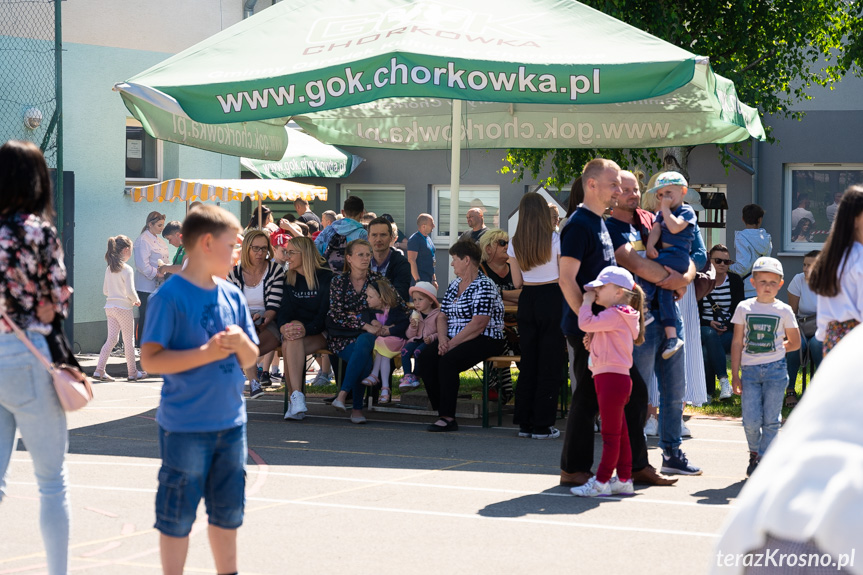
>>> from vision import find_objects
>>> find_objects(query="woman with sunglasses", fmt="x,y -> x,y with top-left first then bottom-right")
479,228 -> 521,402
227,229 -> 284,399
133,210 -> 169,342
698,244 -> 744,399
277,236 -> 333,420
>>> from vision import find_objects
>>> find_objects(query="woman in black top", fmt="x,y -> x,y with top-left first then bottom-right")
479,228 -> 521,401
278,236 -> 333,420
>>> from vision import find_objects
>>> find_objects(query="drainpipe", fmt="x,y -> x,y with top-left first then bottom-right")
243,0 -> 257,19
723,139 -> 758,204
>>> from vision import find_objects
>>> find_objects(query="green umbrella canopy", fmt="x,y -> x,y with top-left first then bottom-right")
241,127 -> 364,179
114,0 -> 765,159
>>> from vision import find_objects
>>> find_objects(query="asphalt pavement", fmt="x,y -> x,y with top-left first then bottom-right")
0,355 -> 750,574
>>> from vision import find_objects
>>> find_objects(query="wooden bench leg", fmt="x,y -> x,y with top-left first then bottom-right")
482,361 -> 490,428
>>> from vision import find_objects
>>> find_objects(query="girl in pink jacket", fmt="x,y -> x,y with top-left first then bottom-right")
398,282 -> 440,391
571,266 -> 645,498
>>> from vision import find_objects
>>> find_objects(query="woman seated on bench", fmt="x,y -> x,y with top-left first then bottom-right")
278,236 -> 333,420
417,240 -> 504,432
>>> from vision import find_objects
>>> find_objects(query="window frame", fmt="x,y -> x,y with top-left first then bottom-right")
783,163 -> 863,252
124,117 -> 162,185
340,183 -> 407,232
431,184 -> 501,244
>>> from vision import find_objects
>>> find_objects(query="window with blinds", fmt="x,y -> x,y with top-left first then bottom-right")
432,185 -> 500,242
343,185 -> 406,232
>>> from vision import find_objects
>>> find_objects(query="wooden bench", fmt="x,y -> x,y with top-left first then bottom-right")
482,356 -> 521,428
480,354 -> 571,428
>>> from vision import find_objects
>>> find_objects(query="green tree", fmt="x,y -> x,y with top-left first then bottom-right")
502,0 -> 863,189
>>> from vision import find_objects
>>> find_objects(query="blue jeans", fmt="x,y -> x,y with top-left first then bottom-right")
641,248 -> 689,329
0,332 -> 69,575
741,358 -> 788,456
337,332 -> 376,410
155,424 -> 247,537
786,333 -> 823,389
700,325 -> 734,392
400,340 -> 425,375
633,309 -> 686,451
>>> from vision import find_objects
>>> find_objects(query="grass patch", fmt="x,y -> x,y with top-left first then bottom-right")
687,369 -> 809,419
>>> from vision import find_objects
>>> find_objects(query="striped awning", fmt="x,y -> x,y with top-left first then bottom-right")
131,178 -> 327,203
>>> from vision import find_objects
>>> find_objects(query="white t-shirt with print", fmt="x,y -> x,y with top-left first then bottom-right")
731,298 -> 798,366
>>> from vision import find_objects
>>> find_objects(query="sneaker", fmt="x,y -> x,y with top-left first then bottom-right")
531,426 -> 561,440
746,452 -> 760,477
608,476 -> 635,496
661,337 -> 684,359
259,371 -> 272,386
719,378 -> 733,399
660,448 -> 702,475
310,372 -> 332,387
681,418 -> 692,437
518,425 -> 532,438
570,476 -> 611,497
283,406 -> 305,421
249,379 -> 264,399
399,373 -> 421,390
290,391 -> 308,416
270,368 -> 282,381
256,366 -> 263,380
644,414 -> 658,436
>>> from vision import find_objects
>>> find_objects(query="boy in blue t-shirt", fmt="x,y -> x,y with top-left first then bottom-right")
141,205 -> 259,575
644,171 -> 698,359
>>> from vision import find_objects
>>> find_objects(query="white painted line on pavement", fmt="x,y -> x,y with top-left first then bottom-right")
5,480 -> 722,538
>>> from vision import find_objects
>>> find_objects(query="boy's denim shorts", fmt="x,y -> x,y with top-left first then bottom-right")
155,424 -> 247,537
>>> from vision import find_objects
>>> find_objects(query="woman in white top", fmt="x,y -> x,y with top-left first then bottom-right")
93,235 -> 144,381
508,192 -> 565,440
809,185 -> 863,355
785,250 -> 823,404
132,211 -> 169,342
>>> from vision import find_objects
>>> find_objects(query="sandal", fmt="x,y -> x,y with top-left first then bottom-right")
784,389 -> 799,408
379,388 -> 391,404
361,374 -> 380,387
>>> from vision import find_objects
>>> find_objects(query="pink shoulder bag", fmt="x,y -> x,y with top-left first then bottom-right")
1,309 -> 93,411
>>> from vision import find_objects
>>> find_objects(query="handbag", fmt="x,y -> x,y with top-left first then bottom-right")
0,309 -> 93,412
798,314 -> 817,339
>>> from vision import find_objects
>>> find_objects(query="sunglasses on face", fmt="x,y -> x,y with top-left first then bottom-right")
712,257 -> 734,265
496,240 -> 508,247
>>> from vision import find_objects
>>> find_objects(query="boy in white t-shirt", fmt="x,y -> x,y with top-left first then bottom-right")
731,257 -> 800,477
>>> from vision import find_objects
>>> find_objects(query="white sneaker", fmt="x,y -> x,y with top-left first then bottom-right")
719,378 -> 733,399
310,372 -> 332,387
681,417 -> 692,437
608,476 -> 635,496
570,476 -> 611,497
290,391 -> 307,416
644,414 -> 658,436
284,406 -> 305,421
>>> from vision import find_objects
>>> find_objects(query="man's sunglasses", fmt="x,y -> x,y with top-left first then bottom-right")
712,257 -> 734,265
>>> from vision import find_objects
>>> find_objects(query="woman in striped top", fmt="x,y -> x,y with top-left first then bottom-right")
698,244 -> 744,399
227,229 -> 285,397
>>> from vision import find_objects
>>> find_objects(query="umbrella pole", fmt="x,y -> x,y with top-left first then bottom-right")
257,198 -> 262,230
448,100 -> 462,282
185,198 -> 189,216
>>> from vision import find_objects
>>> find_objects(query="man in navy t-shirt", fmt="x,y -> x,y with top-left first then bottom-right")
558,158 -> 621,487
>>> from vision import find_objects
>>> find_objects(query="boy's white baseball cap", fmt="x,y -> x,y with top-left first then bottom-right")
752,257 -> 784,278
